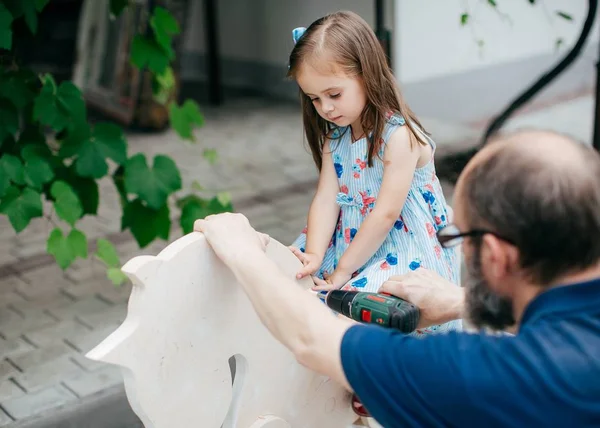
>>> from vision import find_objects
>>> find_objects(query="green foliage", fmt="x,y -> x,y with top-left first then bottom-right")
169,100 -> 204,141
0,0 -> 232,286
459,1 -> 574,51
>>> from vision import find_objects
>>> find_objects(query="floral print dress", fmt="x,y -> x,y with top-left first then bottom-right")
292,113 -> 462,335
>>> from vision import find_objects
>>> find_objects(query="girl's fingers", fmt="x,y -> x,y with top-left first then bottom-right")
311,276 -> 335,291
296,262 -> 317,279
289,246 -> 306,262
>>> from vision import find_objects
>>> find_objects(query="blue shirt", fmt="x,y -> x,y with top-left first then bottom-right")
340,278 -> 600,427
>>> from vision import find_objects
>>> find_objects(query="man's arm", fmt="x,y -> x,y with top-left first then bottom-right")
194,213 -> 355,389
229,253 -> 354,388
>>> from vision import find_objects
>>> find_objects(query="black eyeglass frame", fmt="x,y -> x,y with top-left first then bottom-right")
436,224 -> 515,248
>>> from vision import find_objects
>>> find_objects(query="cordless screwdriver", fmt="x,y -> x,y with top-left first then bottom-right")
318,289 -> 420,334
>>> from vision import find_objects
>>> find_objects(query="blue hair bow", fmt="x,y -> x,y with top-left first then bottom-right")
292,27 -> 306,44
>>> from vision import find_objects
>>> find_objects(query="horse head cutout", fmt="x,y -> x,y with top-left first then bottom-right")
85,232 -> 357,427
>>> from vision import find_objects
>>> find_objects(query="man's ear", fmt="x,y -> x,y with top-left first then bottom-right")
480,234 -> 520,294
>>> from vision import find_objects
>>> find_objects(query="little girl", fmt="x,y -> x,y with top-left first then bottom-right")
287,11 -> 462,336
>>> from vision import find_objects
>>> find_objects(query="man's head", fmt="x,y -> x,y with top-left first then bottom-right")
453,129 -> 600,330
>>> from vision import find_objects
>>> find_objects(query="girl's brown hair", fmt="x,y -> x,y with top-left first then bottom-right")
287,10 -> 428,170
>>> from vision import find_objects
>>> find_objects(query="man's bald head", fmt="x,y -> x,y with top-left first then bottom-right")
455,129 -> 600,285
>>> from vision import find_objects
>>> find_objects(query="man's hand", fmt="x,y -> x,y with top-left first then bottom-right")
379,268 -> 465,329
193,213 -> 270,266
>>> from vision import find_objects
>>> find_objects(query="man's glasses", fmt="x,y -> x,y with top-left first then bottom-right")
437,224 -> 514,248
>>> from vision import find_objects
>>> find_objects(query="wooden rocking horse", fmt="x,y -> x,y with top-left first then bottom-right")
86,231 -> 373,427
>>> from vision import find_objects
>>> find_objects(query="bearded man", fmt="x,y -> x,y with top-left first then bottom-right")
194,130 -> 600,427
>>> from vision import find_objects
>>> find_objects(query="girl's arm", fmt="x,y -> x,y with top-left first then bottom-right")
324,127 -> 420,287
295,139 -> 341,279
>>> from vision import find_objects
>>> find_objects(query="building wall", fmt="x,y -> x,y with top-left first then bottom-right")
393,0 -> 599,123
180,0 -> 394,99
180,0 -> 599,124
394,0 -> 599,84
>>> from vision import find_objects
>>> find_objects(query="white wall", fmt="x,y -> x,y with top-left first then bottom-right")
182,0 -> 395,66
393,0 -> 600,84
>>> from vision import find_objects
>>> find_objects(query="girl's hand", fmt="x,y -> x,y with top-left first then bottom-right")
289,246 -> 322,279
311,270 -> 352,291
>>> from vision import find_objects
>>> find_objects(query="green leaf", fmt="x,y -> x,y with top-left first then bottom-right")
203,149 -> 218,165
216,192 -> 232,208
92,122 -> 127,164
130,35 -> 170,74
179,195 -> 210,234
46,228 -> 88,269
21,145 -> 55,190
487,0 -> 497,6
95,238 -> 121,267
73,122 -> 127,179
122,199 -> 170,247
556,11 -> 573,21
191,180 -> 204,192
109,0 -> 129,17
35,0 -> 50,12
19,125 -> 46,147
124,154 -> 182,209
0,98 -> 20,143
178,194 -> 233,235
71,177 -> 99,215
50,181 -> 83,226
150,6 -> 180,53
169,100 -> 204,141
68,228 -> 88,259
58,119 -> 92,159
0,186 -> 43,233
112,165 -> 128,207
107,267 -> 128,286
460,13 -> 469,25
47,228 -> 75,269
152,66 -> 175,105
0,3 -> 14,50
0,70 -> 37,110
21,1 -> 39,34
34,78 -> 86,133
0,155 -> 23,197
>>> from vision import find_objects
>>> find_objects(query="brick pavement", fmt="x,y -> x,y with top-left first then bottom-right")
0,98 -> 465,425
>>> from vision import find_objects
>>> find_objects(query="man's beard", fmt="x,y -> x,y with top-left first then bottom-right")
465,243 -> 516,331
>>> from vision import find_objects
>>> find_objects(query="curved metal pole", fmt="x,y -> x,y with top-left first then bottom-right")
480,0 -> 598,146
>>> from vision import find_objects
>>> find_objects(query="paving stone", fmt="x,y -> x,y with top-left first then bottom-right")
63,365 -> 123,398
45,296 -> 113,322
23,320 -> 92,348
0,408 -> 13,426
0,337 -> 35,360
0,277 -> 27,295
0,292 -> 26,306
10,293 -> 74,317
12,357 -> 82,392
0,310 -> 56,340
0,380 -> 24,401
67,324 -> 121,354
14,278 -> 66,301
77,304 -> 127,330
63,259 -> 111,283
0,361 -> 18,383
62,279 -> 132,305
18,265 -> 70,290
1,384 -> 77,420
8,343 -> 73,371
69,353 -> 109,372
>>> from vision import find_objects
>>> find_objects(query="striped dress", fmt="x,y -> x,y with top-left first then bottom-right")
292,113 -> 462,335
